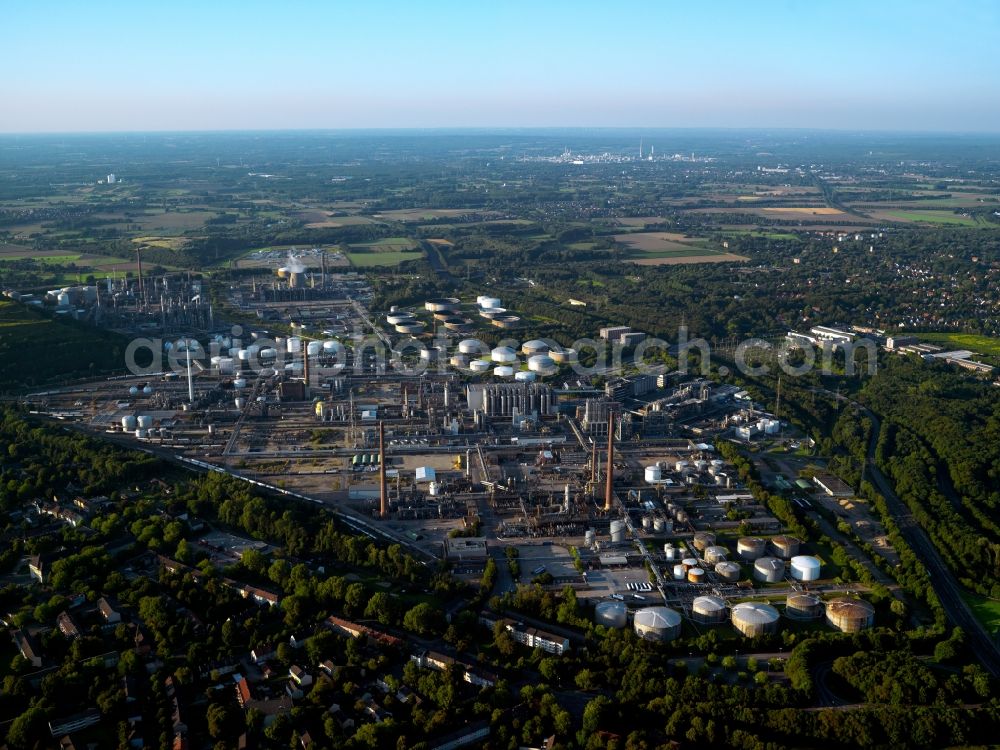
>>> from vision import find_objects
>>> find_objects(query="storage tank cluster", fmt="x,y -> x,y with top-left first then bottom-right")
527,354 -> 556,375
521,339 -> 550,356
595,600 -> 628,629
789,555 -> 822,581
633,607 -> 682,642
825,598 -> 875,632
753,556 -> 785,583
731,602 -> 781,637
785,593 -> 824,620
737,537 -> 767,561
687,567 -> 706,584
692,595 -> 727,624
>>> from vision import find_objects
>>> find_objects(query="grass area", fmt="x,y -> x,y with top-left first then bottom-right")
961,591 -> 1000,633
883,210 -> 981,226
349,237 -> 416,248
346,250 -> 423,267
917,332 -> 1000,358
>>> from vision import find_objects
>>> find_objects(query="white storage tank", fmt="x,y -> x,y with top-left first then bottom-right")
584,529 -> 596,547
644,465 -> 662,483
737,536 -> 767,561
306,341 -> 322,356
674,460 -> 689,473
493,365 -> 514,378
653,517 -> 666,533
386,312 -> 415,325
753,557 -> 785,583
121,415 -> 137,431
731,602 -> 781,637
287,337 -> 302,354
527,354 -> 556,374
672,564 -> 685,580
137,415 -> 153,429
549,347 -> 577,364
663,544 -> 676,560
491,346 -> 517,363
641,516 -> 652,531
633,607 -> 682,642
470,359 -> 491,373
770,535 -> 801,559
681,557 -> 699,571
692,595 -> 727,624
521,339 -> 550,356
714,561 -> 742,582
595,600 -> 628,629
514,371 -> 536,383
458,338 -> 486,355
477,295 -> 502,310
322,340 -> 342,355
609,520 -> 626,543
789,555 -> 822,581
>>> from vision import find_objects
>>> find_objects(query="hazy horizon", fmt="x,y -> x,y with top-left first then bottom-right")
4,0 -> 999,134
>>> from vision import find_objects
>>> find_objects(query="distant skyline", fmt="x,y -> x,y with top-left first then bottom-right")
3,0 -> 999,134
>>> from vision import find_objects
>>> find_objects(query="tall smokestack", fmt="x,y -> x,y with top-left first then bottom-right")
604,411 -> 615,511
379,421 -> 388,519
302,347 -> 310,389
590,438 -> 597,486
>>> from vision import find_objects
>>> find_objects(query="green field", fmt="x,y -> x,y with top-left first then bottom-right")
917,332 -> 1000,358
349,237 -> 416,249
346,250 -> 423,267
883,210 -> 981,226
961,591 -> 1000,633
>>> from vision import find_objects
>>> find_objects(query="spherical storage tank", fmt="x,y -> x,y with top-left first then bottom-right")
704,545 -> 728,565
737,537 -> 767,561
785,593 -> 823,620
633,607 -> 682,642
491,346 -> 517,363
789,555 -> 822,581
714,561 -> 742,582
753,556 -> 785,583
770,535 -> 801,559
693,531 -> 716,552
692,595 -> 727,624
595,600 -> 628,629
825,598 -> 875,632
732,602 -> 781,637
644,465 -> 662,483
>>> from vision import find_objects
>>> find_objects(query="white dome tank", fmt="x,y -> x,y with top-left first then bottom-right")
527,354 -> 556,374
493,365 -> 514,378
458,338 -> 486,355
789,555 -> 822,581
521,339 -> 550,356
732,602 -> 781,637
633,607 -> 682,642
306,341 -> 322,356
514,371 -> 536,382
470,359 -> 491,373
491,346 -> 517,363
121,415 -> 137,431
595,600 -> 628,629
645,465 -> 662,483
692,595 -> 727,623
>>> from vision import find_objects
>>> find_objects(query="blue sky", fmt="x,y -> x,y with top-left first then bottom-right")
3,0 -> 999,132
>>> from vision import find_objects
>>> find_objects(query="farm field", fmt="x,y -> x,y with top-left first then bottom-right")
867,209 -> 984,226
295,210 -> 378,228
613,232 -> 746,265
962,591 -> 1000,633
346,250 -> 423,267
374,208 -> 484,222
131,209 -> 219,233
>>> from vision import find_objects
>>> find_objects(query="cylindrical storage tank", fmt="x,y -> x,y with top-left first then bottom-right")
753,557 -> 785,583
395,321 -> 426,334
789,555 -> 822,582
478,306 -> 507,320
424,297 -> 460,312
527,354 -> 556,374
306,341 -> 322,356
694,460 -> 709,472
770,535 -> 801,559
675,510 -> 689,525
135,428 -> 146,439
641,516 -> 652,531
584,529 -> 596,547
121,415 -> 138,431
653,517 -> 666,532
609,520 -> 626,543
477,296 -> 501,310
386,312 -> 415,325
595,600 -> 628,629
57,292 -> 71,306
663,544 -> 675,560
458,338 -> 486,355
286,337 -> 302,354
492,314 -> 521,329
470,359 -> 491,373
644,465 -> 662,483
687,567 -> 706,583
693,532 -> 716,551
428,482 -> 440,497
549,347 -> 577,364
681,557 -> 699,572
737,537 -> 767,561
672,564 -> 685,580
704,545 -> 728,565
233,378 -> 247,390
217,357 -> 235,375
785,593 -> 824,620
514,370 -> 536,383
731,602 -> 781,637
491,346 -> 517,363
493,365 -> 514,378
235,397 -> 246,410
137,415 -> 153,429
521,339 -> 550,356
633,607 -> 682,642
825,598 -> 875,633
692,595 -> 727,624
443,317 -> 473,332
709,459 -> 725,474
674,460 -> 689,473
715,561 -> 742,582
210,355 -> 224,368
237,349 -> 250,362
259,347 -> 278,361
450,354 -> 469,369
420,347 -> 441,362
321,340 -> 340,354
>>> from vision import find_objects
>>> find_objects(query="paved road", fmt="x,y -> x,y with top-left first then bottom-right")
858,407 -> 1000,678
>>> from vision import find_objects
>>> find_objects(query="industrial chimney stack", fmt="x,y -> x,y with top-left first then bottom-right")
604,411 -> 615,511
379,421 -> 388,519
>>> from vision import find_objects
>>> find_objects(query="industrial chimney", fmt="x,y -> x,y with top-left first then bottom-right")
379,421 -> 388,519
604,411 -> 615,511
